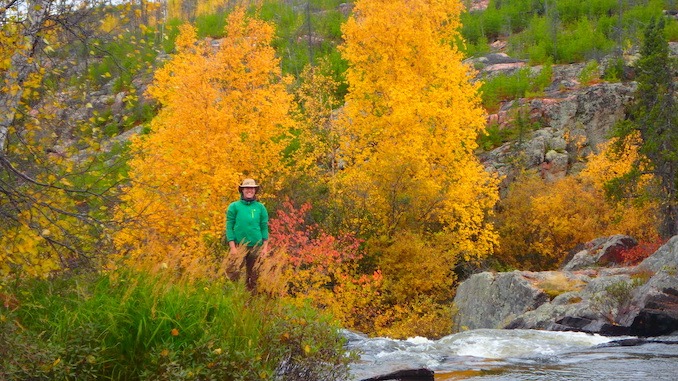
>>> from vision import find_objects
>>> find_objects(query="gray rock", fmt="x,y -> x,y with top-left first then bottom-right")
453,271 -> 549,330
542,150 -> 569,182
359,368 -> 434,381
455,235 -> 678,337
562,235 -> 637,271
638,235 -> 678,273
482,82 -> 636,194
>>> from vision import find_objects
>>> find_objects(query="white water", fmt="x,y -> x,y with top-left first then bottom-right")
345,329 -> 678,380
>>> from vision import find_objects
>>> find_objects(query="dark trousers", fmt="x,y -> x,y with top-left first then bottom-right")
242,246 -> 262,291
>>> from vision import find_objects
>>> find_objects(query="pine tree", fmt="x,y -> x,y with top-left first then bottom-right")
612,17 -> 678,238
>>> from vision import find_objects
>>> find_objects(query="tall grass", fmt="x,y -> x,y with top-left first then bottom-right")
0,270 -> 351,380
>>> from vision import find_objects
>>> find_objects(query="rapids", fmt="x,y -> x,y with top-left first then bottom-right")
344,329 -> 678,380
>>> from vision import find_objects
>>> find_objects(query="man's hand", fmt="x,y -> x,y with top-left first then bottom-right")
229,241 -> 238,256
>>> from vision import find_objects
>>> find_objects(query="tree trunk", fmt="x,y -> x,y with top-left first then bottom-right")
0,0 -> 51,153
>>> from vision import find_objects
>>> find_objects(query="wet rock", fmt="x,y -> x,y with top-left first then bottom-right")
625,271 -> 678,336
359,368 -> 434,381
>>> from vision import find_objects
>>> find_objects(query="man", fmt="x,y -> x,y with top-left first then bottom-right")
225,178 -> 269,291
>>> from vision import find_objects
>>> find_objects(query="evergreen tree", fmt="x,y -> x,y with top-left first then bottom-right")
612,17 -> 678,238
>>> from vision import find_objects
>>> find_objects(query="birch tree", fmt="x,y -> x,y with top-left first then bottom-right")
335,0 -> 499,260
114,8 -> 296,275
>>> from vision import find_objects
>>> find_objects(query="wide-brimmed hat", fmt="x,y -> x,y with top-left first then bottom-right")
238,178 -> 260,189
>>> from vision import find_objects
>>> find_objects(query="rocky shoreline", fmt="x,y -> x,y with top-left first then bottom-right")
453,235 -> 678,337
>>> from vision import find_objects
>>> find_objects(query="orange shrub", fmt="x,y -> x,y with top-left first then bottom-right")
495,171 -> 659,271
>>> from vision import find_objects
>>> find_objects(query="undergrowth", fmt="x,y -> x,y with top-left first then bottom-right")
0,270 -> 352,380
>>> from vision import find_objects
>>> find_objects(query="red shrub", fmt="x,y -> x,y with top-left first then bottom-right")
620,236 -> 666,265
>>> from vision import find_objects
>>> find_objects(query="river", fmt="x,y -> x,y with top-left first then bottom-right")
344,329 -> 678,380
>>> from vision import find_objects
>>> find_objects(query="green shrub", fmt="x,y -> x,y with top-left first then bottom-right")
162,18 -> 183,53
462,0 -> 677,63
557,18 -> 614,63
603,56 -> 626,82
579,60 -> 601,85
665,18 -> 678,41
460,35 -> 492,58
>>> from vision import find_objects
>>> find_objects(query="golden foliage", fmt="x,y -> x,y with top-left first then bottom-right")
369,231 -> 458,338
580,135 -> 660,241
376,231 -> 457,305
293,59 -> 343,176
579,133 -> 647,189
335,0 -> 498,262
0,21 -> 91,278
495,174 -> 606,270
495,140 -> 660,270
375,297 -> 454,339
113,8 -> 295,276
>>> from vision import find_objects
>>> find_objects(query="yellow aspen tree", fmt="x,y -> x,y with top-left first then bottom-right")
114,8 -> 295,275
335,0 -> 498,261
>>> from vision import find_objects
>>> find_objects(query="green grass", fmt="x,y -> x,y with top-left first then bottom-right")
86,30 -> 160,90
195,12 -> 229,38
0,271 -> 351,380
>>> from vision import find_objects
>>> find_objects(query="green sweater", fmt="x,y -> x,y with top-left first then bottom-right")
225,199 -> 269,247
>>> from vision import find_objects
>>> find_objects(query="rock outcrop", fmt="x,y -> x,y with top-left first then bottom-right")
453,235 -> 678,337
475,42 -> 677,195
479,81 -> 637,195
453,271 -> 549,330
563,234 -> 638,271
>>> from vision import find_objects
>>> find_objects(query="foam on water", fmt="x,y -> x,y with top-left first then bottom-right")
347,329 -> 619,362
441,329 -> 616,359
345,329 -> 678,381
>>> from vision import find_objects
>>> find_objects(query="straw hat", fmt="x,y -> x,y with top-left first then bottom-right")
238,178 -> 259,190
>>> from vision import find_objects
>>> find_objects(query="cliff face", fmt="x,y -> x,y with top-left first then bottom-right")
472,44 -> 678,196
453,235 -> 678,337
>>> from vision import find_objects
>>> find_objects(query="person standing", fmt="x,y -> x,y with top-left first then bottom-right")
225,178 -> 269,291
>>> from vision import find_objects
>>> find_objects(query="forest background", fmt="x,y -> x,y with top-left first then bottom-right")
1,0 -> 678,378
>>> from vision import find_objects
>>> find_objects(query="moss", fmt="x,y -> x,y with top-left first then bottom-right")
535,273 -> 586,300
